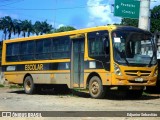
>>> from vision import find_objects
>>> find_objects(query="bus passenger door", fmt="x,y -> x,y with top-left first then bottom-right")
71,35 -> 85,88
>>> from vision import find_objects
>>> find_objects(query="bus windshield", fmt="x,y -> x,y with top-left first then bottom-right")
112,30 -> 157,67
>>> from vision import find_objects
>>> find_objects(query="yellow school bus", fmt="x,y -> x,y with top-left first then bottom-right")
1,25 -> 158,98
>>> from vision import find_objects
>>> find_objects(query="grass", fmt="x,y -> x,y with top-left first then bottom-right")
73,88 -> 88,92
0,84 -> 4,88
143,92 -> 151,96
9,84 -> 23,89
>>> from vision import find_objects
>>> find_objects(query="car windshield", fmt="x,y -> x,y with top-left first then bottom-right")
112,30 -> 157,66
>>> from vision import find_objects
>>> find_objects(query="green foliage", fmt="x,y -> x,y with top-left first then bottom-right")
33,20 -> 53,35
21,20 -> 33,37
150,5 -> 160,33
0,16 -> 54,39
9,84 -> 22,89
120,5 -> 160,33
55,26 -> 76,33
0,16 -> 14,39
120,18 -> 138,27
41,21 -> 53,35
13,19 -> 21,37
33,21 -> 42,36
0,16 -> 76,39
0,84 -> 4,88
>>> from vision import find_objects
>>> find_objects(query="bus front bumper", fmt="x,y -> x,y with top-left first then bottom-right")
111,74 -> 157,87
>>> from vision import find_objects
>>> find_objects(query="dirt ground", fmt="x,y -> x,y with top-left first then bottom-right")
0,87 -> 160,120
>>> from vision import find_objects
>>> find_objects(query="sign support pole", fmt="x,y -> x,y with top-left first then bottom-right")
138,0 -> 150,31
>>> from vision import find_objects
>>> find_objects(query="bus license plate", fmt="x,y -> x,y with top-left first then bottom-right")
135,78 -> 143,82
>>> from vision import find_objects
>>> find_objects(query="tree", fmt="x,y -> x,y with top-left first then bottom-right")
120,5 -> 160,33
55,26 -> 76,33
0,18 -> 6,40
13,19 -> 21,37
6,16 -> 14,39
33,21 -> 53,35
0,16 -> 55,39
120,18 -> 138,27
40,21 -> 53,35
0,17 -> 8,40
33,21 -> 42,36
21,20 -> 33,37
150,5 -> 160,33
0,16 -> 14,40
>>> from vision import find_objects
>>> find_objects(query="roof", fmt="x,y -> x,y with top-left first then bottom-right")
3,25 -> 151,43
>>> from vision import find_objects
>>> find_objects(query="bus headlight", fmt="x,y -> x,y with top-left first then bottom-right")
154,67 -> 158,76
114,64 -> 122,76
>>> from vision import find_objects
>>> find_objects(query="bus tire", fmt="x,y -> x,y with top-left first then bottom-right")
23,76 -> 36,94
89,76 -> 106,99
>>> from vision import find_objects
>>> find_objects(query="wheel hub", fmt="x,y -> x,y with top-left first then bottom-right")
25,80 -> 31,91
91,81 -> 99,95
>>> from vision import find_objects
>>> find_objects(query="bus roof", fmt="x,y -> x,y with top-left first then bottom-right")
3,25 -> 151,43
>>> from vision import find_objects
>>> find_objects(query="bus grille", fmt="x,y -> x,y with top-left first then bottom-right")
124,70 -> 151,77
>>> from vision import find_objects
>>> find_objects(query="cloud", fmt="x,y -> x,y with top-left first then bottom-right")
57,24 -> 65,28
150,1 -> 160,9
87,0 -> 121,27
50,21 -> 66,29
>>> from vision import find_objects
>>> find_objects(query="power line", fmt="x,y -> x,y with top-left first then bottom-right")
0,4 -> 108,11
0,7 -> 70,28
0,4 -> 71,26
0,0 -> 12,2
0,0 -> 24,7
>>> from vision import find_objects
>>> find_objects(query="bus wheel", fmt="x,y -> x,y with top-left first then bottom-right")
23,76 -> 36,94
89,76 -> 105,99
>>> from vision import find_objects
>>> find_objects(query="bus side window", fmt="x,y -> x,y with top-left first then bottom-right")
52,36 -> 70,59
88,30 -> 109,58
35,39 -> 52,60
6,43 -> 19,61
20,41 -> 35,61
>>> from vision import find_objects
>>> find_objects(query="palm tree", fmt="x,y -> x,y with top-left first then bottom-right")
0,18 -> 3,30
21,20 -> 33,37
6,16 -> 14,39
0,16 -> 54,39
0,18 -> 3,40
33,21 -> 42,35
33,21 -> 53,35
0,16 -> 9,40
0,16 -> 16,40
13,19 -> 21,37
41,20 -> 53,35
26,20 -> 33,37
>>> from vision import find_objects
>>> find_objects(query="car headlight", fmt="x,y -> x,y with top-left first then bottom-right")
153,67 -> 158,76
114,64 -> 122,76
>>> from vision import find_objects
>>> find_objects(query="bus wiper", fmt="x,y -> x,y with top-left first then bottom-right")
121,54 -> 129,65
114,47 -> 129,65
148,39 -> 155,67
148,55 -> 153,67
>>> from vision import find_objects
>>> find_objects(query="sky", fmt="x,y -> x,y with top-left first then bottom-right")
0,0 -> 160,38
0,0 -> 119,29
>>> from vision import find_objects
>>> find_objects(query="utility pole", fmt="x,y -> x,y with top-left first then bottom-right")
138,0 -> 150,31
